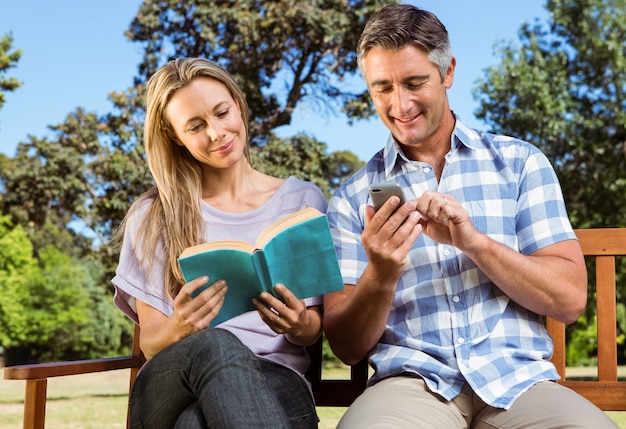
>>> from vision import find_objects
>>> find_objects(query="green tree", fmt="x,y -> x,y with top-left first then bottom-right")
1,1 -> 383,361
474,0 -> 625,230
95,87 -> 153,247
28,246 -> 131,362
0,32 -> 22,113
126,0 -> 389,142
474,0 -> 626,365
1,109 -> 102,232
0,214 -> 132,364
0,214 -> 37,350
2,0 -> 379,257
252,132 -> 363,199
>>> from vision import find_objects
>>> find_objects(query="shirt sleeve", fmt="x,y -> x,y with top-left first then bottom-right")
515,146 -> 576,255
326,179 -> 370,287
111,202 -> 174,323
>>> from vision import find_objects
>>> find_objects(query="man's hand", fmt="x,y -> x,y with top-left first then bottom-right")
416,190 -> 477,251
363,196 -> 424,284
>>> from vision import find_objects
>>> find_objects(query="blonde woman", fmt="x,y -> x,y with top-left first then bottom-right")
112,58 -> 323,428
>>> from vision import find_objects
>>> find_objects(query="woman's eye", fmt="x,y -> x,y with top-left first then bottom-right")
217,109 -> 230,118
188,123 -> 203,133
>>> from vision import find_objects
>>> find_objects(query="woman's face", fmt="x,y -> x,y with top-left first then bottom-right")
165,77 -> 247,169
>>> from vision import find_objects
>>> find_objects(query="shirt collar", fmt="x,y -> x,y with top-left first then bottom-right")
381,112 -> 480,178
452,113 -> 482,151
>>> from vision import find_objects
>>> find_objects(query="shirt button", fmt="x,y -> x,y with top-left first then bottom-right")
444,249 -> 451,256
452,296 -> 460,303
458,337 -> 465,344
423,167 -> 431,173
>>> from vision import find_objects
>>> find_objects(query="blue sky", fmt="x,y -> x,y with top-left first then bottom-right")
0,1 -> 549,161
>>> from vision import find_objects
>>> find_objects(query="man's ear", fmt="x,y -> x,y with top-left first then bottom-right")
444,57 -> 456,89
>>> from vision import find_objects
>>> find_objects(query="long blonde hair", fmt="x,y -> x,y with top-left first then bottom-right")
122,58 -> 251,299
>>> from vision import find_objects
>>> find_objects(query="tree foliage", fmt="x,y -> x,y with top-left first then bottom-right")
2,110 -> 101,230
474,0 -> 626,229
474,0 -> 626,364
126,0 -> 388,142
0,215 -> 37,349
251,132 -> 363,199
0,1 -> 379,361
1,0 -> 380,251
0,32 -> 22,112
0,215 -> 131,364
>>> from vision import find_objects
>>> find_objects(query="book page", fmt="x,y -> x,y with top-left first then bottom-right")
179,240 -> 256,257
256,207 -> 322,248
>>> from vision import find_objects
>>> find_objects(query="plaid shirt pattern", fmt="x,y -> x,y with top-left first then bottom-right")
326,116 -> 576,409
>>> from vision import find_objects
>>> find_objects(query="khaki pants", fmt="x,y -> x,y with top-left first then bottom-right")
337,376 -> 617,428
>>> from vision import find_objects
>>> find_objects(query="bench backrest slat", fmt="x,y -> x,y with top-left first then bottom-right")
545,228 -> 626,411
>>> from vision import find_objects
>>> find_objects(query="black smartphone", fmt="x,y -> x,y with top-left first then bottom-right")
368,183 -> 406,212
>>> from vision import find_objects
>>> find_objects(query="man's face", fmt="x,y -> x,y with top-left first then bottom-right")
364,45 -> 455,148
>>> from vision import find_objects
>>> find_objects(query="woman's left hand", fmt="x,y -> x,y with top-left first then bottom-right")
252,284 -> 321,345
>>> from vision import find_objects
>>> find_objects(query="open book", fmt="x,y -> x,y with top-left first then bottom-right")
177,207 -> 344,326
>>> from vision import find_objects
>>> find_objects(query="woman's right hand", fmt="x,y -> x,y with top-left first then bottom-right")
136,276 -> 227,359
172,276 -> 228,337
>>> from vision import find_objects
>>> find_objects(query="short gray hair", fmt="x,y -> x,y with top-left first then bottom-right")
357,4 -> 453,82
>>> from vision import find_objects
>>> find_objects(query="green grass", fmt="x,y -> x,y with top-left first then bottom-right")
1,367 -> 624,429
0,368 -> 345,429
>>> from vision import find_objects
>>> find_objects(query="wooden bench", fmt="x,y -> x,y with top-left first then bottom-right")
4,228 -> 625,428
546,228 -> 626,410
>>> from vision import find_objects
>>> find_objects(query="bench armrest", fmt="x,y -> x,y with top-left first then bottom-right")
4,356 -> 143,380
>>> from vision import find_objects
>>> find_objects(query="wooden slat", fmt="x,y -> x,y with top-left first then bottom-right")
312,379 -> 366,406
305,337 -> 368,407
4,356 -> 143,380
4,323 -> 145,429
23,379 -> 47,429
126,324 -> 143,429
575,228 -> 626,255
596,255 -> 617,382
552,228 -> 626,411
546,317 -> 566,379
559,381 -> 626,411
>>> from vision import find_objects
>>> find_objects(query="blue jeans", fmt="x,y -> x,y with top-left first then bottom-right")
129,328 -> 318,428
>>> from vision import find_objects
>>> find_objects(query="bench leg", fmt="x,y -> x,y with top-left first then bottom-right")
23,379 -> 47,429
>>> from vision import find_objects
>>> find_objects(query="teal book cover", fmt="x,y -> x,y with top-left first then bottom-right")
177,208 -> 344,326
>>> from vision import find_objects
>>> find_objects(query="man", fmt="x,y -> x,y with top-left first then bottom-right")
324,4 -> 616,428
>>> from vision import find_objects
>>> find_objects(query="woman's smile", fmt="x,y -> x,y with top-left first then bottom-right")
209,139 -> 235,154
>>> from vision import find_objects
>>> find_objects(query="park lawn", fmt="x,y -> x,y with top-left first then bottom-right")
0,367 -> 345,429
1,366 -> 624,428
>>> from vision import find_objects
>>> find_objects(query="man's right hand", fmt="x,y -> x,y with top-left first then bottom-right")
323,198 -> 423,365
363,197 -> 423,285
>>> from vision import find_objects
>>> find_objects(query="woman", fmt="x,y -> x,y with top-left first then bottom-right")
112,57 -> 324,428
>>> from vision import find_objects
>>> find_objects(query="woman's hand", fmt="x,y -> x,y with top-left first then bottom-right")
252,283 -> 322,346
137,276 -> 228,359
172,276 -> 229,336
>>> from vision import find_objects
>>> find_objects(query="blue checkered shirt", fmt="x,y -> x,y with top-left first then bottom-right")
327,115 -> 576,409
